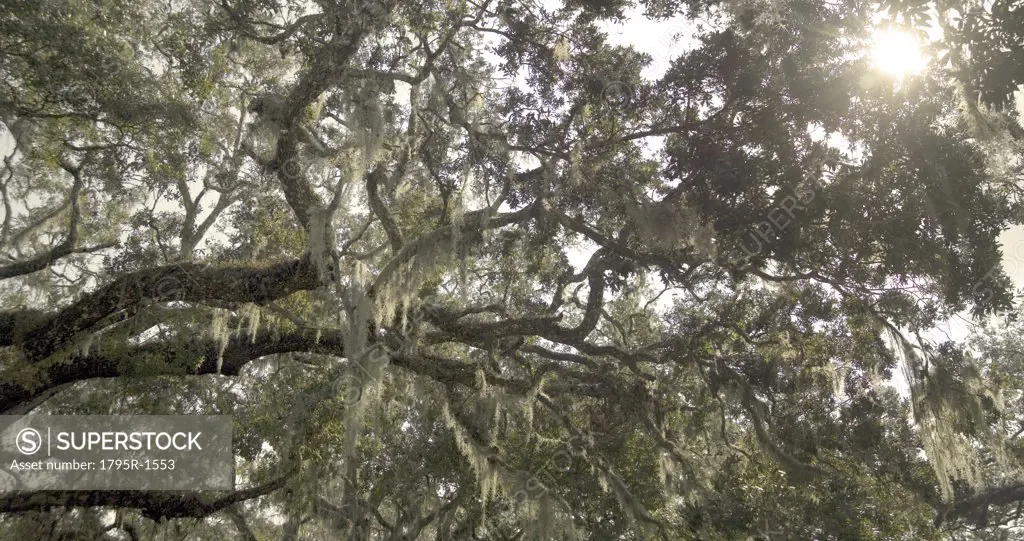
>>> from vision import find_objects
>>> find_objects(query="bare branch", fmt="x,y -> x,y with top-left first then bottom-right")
0,161 -> 107,278
365,163 -> 403,252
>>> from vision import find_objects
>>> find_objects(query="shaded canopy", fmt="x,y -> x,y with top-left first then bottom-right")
1,0 -> 1024,539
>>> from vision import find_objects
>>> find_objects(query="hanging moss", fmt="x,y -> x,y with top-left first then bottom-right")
0,346 -> 45,392
443,400 -> 502,505
76,332 -> 95,358
208,308 -> 230,374
339,261 -> 391,464
372,238 -> 452,331
892,330 -> 984,502
236,303 -> 262,343
521,495 -> 579,541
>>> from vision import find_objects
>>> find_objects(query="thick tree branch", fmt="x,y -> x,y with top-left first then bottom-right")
1,324 -> 342,414
365,163 -> 403,252
938,483 -> 1024,527
2,311 -> 610,415
0,463 -> 297,520
9,257 -> 321,363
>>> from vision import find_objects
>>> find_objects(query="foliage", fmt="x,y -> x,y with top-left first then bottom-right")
1,0 -> 1024,539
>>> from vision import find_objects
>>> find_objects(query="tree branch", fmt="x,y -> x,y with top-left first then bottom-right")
365,163 -> 403,252
9,257 -> 321,362
939,483 -> 1024,527
0,242 -> 115,279
0,463 -> 297,520
0,162 -> 107,279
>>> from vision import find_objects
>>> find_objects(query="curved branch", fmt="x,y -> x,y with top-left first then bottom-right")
938,483 -> 1024,527
721,361 -> 829,481
0,163 -> 108,279
365,163 -> 403,252
572,257 -> 605,340
12,256 -> 321,362
0,463 -> 297,520
0,241 -> 115,279
254,0 -> 398,233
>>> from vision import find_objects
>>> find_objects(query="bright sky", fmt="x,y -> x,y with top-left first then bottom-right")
598,10 -> 698,80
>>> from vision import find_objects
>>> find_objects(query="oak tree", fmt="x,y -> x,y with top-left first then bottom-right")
1,0 -> 1023,538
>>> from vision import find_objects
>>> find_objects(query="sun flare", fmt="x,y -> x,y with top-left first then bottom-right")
870,28 -> 928,78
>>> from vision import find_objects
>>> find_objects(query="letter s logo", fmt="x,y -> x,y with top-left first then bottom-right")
16,428 -> 42,455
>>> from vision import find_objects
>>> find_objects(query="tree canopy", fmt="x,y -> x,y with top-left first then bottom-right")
1,0 -> 1024,539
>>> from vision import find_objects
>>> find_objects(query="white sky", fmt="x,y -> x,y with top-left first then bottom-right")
598,10 -> 698,80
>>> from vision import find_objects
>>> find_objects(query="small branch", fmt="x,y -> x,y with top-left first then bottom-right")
721,361 -> 829,481
226,506 -> 259,541
0,162 -> 104,279
0,241 -> 114,280
365,163 -> 403,252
